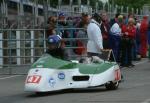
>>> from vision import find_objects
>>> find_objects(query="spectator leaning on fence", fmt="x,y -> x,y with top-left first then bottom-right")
74,12 -> 90,55
87,13 -> 103,57
57,12 -> 70,46
77,12 -> 90,29
46,16 -> 57,38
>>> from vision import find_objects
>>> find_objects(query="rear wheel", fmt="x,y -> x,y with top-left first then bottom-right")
35,92 -> 49,96
35,92 -> 44,95
105,81 -> 119,90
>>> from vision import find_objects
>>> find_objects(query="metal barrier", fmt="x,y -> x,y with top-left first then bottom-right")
0,28 -> 88,74
0,29 -> 47,74
0,0 -> 148,75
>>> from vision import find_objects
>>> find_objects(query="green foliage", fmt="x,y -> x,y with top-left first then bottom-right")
108,0 -> 150,9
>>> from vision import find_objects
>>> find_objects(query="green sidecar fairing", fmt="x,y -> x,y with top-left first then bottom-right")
24,54 -> 121,92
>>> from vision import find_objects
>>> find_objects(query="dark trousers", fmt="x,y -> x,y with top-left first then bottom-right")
132,40 -> 137,60
120,38 -> 133,65
109,34 -> 121,62
103,39 -> 110,49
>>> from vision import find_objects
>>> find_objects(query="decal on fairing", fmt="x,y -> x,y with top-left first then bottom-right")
35,69 -> 39,72
58,72 -> 65,80
49,77 -> 56,87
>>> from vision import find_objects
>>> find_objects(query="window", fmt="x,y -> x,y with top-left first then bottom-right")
8,1 -> 17,10
38,8 -> 43,16
23,4 -> 32,13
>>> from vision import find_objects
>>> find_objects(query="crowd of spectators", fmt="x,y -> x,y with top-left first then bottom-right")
46,11 -> 150,67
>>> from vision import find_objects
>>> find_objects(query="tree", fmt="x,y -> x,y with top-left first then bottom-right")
108,0 -> 150,10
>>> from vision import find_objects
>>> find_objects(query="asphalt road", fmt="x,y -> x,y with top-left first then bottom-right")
0,59 -> 150,103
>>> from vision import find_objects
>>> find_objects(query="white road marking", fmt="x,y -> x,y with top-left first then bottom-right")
141,99 -> 150,103
0,75 -> 22,80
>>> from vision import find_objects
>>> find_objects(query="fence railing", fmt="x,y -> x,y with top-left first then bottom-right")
0,28 -> 88,74
0,29 -> 45,74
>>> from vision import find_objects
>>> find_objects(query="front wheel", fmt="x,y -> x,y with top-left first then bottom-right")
105,81 -> 119,90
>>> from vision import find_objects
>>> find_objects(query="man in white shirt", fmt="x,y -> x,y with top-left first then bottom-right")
110,23 -> 121,36
87,13 -> 103,57
109,15 -> 123,62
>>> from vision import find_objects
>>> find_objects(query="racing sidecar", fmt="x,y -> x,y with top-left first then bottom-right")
24,51 -> 121,93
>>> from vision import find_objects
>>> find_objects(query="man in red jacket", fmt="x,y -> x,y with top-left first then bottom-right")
140,16 -> 149,58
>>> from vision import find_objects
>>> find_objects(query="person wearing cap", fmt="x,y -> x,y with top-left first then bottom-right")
57,12 -> 68,35
77,12 -> 90,28
57,12 -> 71,46
58,12 -> 67,26
86,13 -> 103,57
46,35 -> 65,59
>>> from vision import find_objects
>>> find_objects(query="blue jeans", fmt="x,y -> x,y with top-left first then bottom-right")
109,34 -> 121,62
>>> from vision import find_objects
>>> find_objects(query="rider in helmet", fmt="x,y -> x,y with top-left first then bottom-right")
46,35 -> 65,59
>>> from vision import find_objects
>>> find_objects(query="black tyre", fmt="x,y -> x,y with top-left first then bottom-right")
35,92 -> 47,96
105,81 -> 119,90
